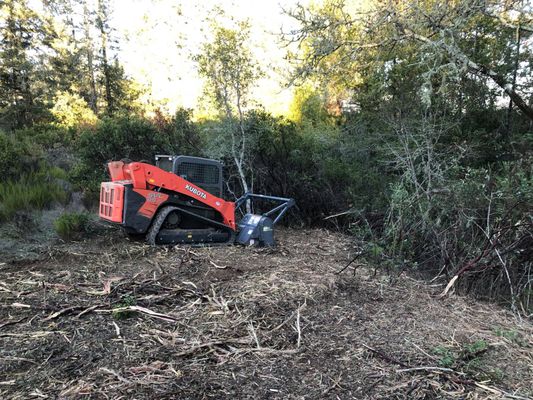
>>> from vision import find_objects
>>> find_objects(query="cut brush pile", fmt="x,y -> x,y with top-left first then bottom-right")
0,229 -> 531,399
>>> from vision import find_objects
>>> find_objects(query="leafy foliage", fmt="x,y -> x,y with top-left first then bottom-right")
54,212 -> 91,240
51,92 -> 98,128
0,171 -> 67,222
71,112 -> 201,198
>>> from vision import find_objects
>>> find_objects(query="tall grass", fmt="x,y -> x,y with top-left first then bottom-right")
54,212 -> 90,240
0,173 -> 67,221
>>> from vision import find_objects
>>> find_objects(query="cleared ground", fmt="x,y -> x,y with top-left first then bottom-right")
0,229 -> 532,399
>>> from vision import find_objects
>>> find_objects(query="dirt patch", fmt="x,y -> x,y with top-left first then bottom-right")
0,228 -> 532,399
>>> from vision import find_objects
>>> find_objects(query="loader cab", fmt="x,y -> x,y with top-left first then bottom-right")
155,155 -> 223,198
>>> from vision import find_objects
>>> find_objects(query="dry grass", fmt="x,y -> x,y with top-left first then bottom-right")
0,228 -> 531,399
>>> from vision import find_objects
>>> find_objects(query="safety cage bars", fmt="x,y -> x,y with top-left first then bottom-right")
235,193 -> 295,225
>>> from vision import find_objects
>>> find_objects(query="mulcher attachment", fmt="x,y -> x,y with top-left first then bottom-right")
236,214 -> 275,246
234,193 -> 295,247
148,192 -> 294,247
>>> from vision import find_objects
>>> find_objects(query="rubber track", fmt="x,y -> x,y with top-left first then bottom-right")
146,205 -> 235,246
146,206 -> 179,246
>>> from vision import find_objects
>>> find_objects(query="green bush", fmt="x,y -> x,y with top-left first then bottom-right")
0,130 -> 41,180
76,111 -> 201,170
236,110 -> 389,224
76,116 -> 162,167
0,125 -> 72,183
14,124 -> 73,147
54,212 -> 90,240
71,112 -> 202,201
0,173 -> 67,222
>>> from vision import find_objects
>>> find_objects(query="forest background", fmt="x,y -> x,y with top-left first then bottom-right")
0,0 -> 532,314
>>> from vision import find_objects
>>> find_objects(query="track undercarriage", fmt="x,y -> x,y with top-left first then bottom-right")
146,205 -> 235,246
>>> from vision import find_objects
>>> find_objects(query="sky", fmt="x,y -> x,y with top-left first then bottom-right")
111,0 -> 306,115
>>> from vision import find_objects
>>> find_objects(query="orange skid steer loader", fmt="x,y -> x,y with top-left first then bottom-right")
99,155 -> 294,246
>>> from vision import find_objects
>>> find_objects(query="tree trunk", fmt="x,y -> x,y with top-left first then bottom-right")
236,102 -> 251,213
97,0 -> 113,114
83,1 -> 98,113
505,25 -> 521,138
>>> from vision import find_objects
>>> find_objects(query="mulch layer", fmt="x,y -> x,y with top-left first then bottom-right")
1,228 -> 532,399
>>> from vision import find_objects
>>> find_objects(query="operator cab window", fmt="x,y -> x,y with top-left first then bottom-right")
155,156 -> 174,172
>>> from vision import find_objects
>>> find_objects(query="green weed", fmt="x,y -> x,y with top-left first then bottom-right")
113,295 -> 137,319
54,212 -> 90,240
493,327 -> 526,346
433,345 -> 456,368
0,175 -> 67,221
464,340 -> 488,356
433,340 -> 488,369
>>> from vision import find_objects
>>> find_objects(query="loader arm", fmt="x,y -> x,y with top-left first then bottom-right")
107,161 -> 236,230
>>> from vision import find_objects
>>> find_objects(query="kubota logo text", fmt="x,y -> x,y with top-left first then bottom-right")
185,184 -> 207,199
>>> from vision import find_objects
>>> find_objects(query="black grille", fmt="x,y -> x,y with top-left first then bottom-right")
177,162 -> 219,185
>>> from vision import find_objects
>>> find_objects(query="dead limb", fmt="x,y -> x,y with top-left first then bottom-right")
43,306 -> 85,321
96,305 -> 179,323
362,344 -> 410,368
336,250 -> 368,274
396,366 -> 455,373
0,316 -> 27,330
324,209 -> 355,220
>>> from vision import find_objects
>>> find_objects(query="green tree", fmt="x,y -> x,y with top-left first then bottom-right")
51,91 -> 97,128
96,0 -> 114,114
195,18 -> 262,204
287,0 -> 533,123
0,0 -> 52,129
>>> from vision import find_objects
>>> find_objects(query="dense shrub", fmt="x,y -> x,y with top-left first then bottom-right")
0,125 -> 75,184
381,114 -> 533,309
14,123 -> 74,147
0,130 -> 41,180
77,111 -> 201,168
0,172 -> 67,222
71,111 -> 202,201
236,110 -> 389,224
54,212 -> 90,240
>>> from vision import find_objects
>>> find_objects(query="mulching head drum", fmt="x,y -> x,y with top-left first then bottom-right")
236,214 -> 275,246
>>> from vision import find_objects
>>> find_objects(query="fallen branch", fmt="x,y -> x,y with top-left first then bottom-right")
439,275 -> 459,297
362,344 -> 410,368
324,209 -> 355,220
99,367 -> 132,384
174,337 -> 250,357
0,317 -> 27,330
43,306 -> 84,321
76,305 -> 102,318
396,366 -> 455,373
336,250 -> 368,274
209,260 -> 227,269
96,306 -> 179,323
474,382 -> 532,400
296,305 -> 302,348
